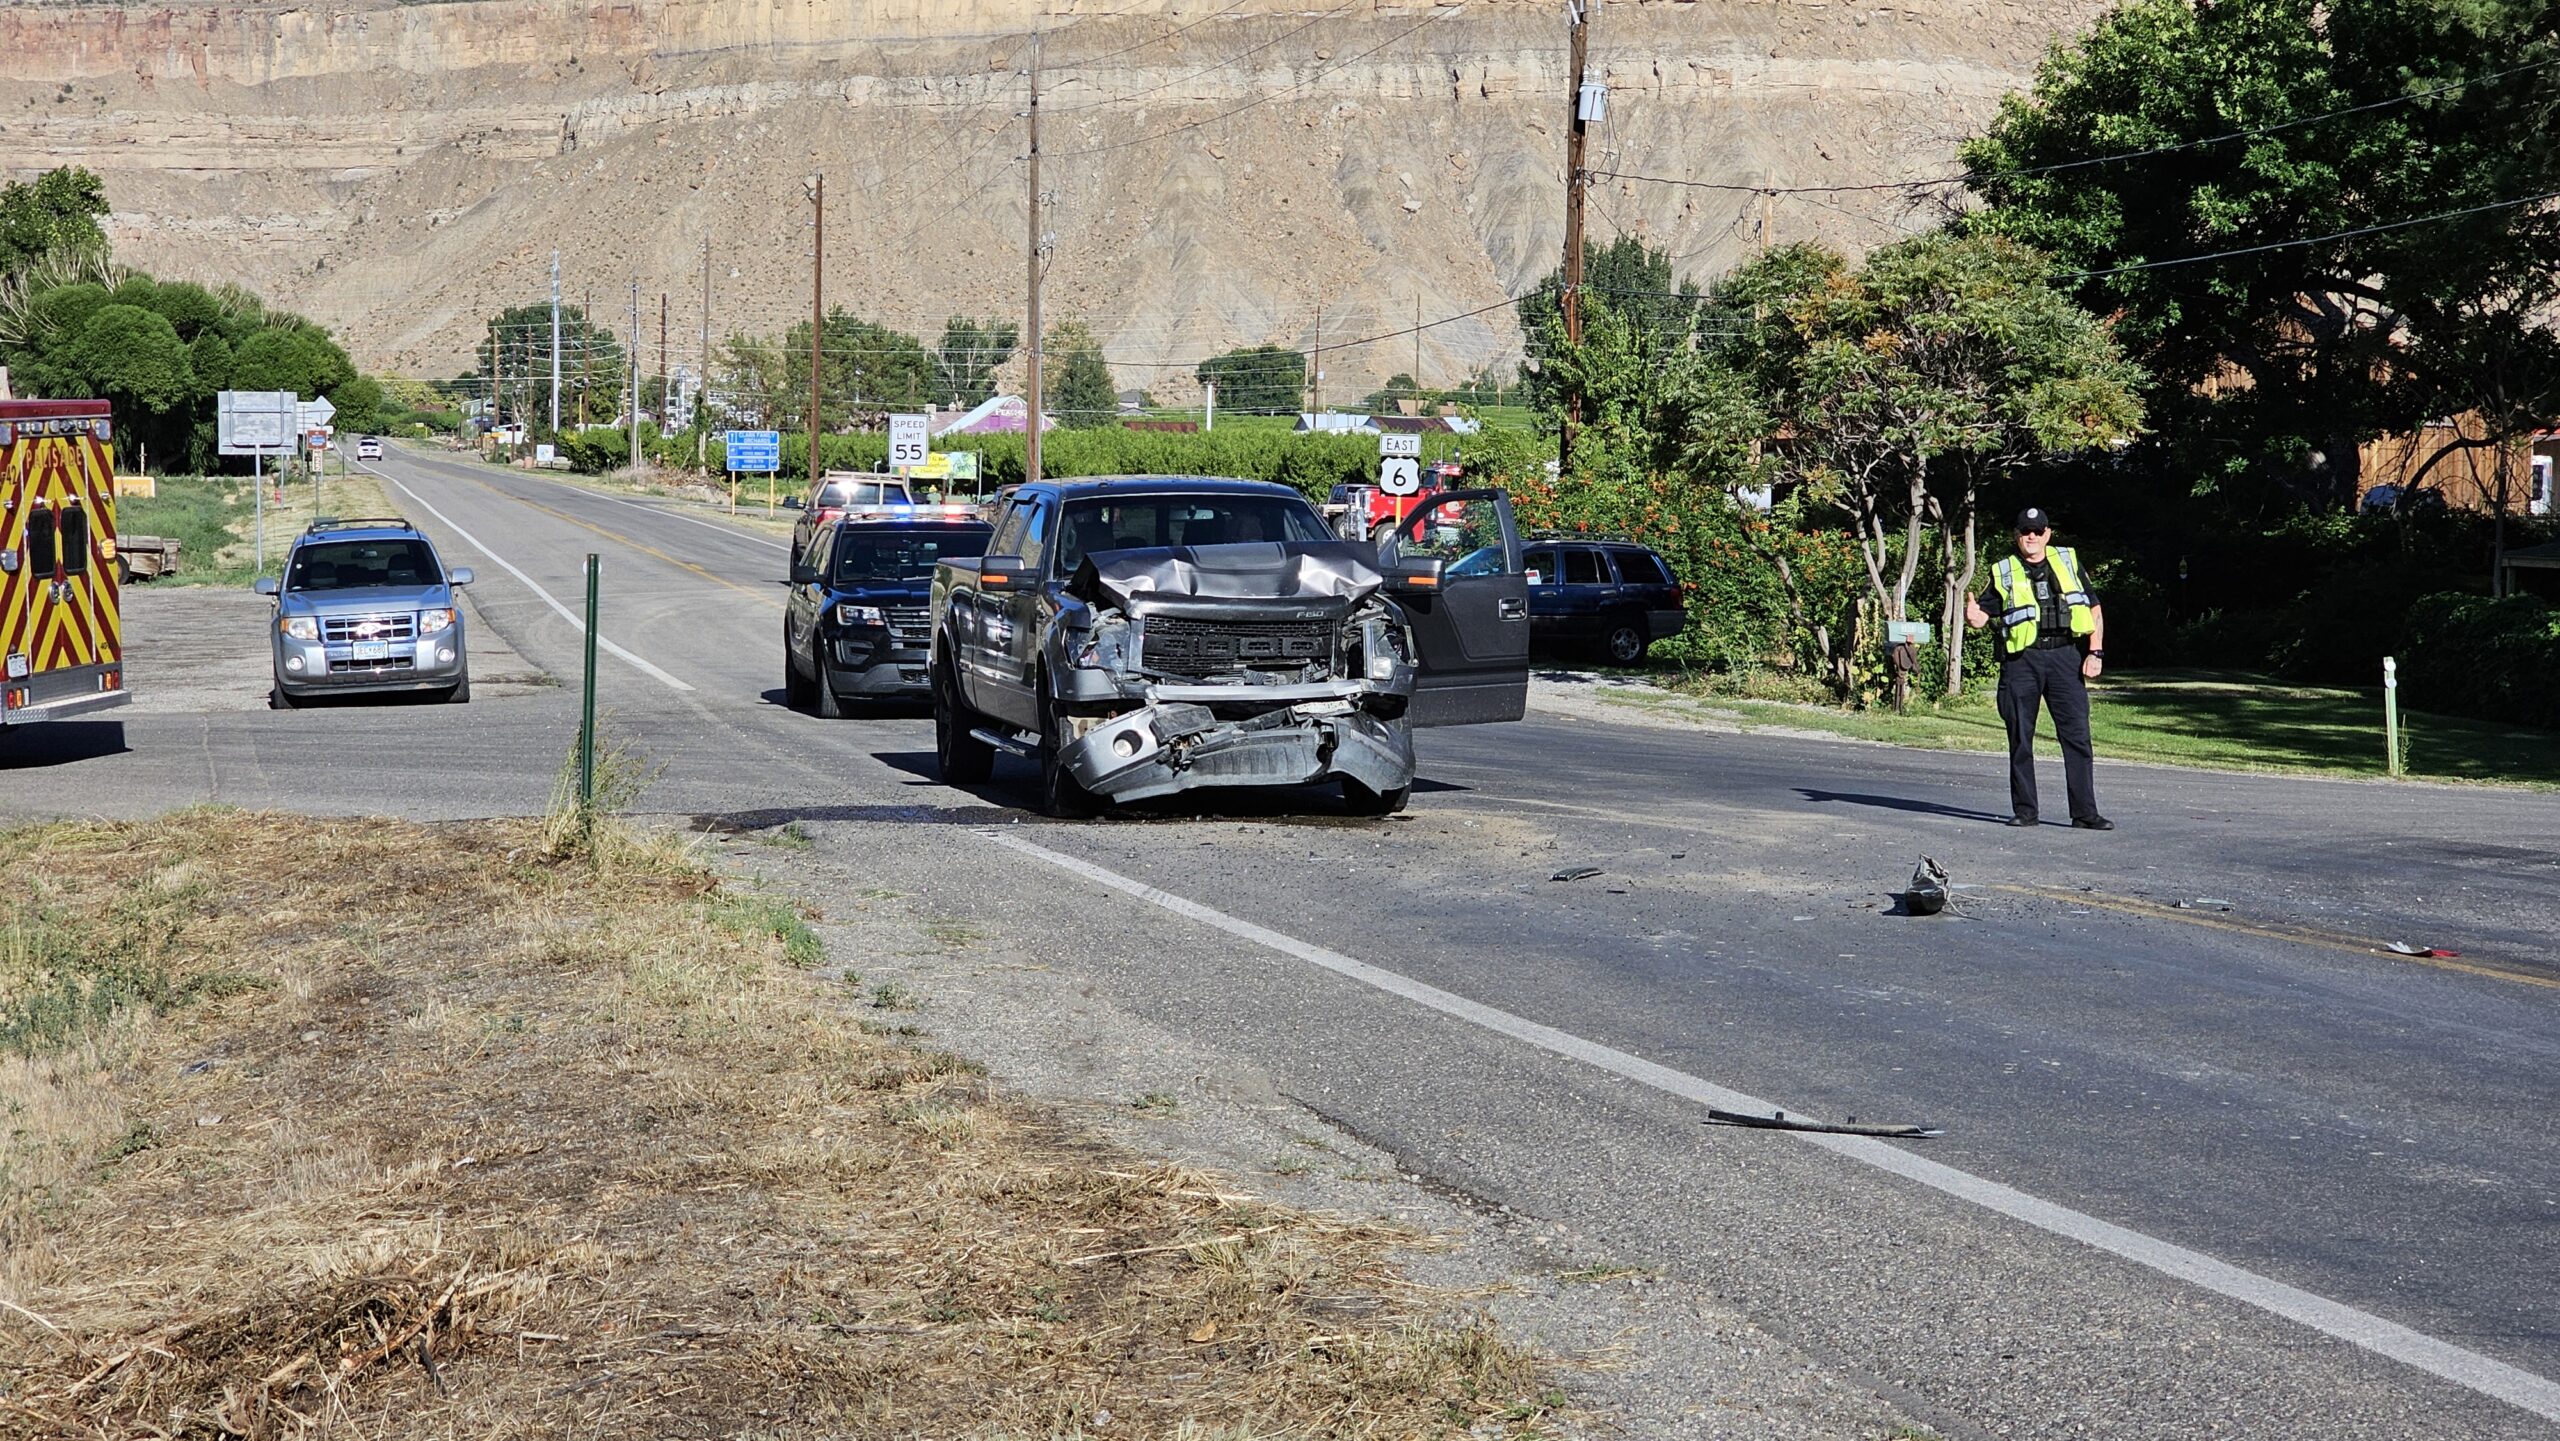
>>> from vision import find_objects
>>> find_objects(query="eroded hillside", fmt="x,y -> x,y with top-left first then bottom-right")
2,0 -> 2098,390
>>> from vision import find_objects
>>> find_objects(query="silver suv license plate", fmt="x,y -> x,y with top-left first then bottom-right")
353,641 -> 389,662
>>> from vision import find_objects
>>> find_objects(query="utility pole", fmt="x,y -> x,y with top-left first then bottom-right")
579,288 -> 592,429
1561,0 -> 1594,465
1025,35 -> 1046,485
628,279 -> 642,470
486,316 -> 498,430
1414,292 -> 1423,408
658,292 -> 669,434
698,235 -> 712,469
805,172 -> 825,483
1311,295 -> 1323,415
550,252 -> 562,435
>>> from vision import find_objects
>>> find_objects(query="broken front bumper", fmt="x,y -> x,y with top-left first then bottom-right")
1057,698 -> 1414,803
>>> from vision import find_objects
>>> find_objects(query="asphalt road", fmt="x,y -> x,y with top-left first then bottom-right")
9,442 -> 2557,1438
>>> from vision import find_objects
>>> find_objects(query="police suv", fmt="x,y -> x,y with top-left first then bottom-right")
782,503 -> 993,715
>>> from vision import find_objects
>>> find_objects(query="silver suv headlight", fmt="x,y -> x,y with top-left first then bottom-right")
279,615 -> 318,641
418,608 -> 456,636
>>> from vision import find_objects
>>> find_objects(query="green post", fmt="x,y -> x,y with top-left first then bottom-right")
579,553 -> 601,821
2383,655 -> 2403,778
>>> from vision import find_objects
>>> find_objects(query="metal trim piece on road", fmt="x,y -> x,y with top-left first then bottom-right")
982,828 -> 2560,1426
361,461 -> 695,692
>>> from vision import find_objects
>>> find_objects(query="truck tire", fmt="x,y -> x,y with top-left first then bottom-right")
1035,679 -> 1100,819
1340,777 -> 1411,816
443,665 -> 472,705
933,656 -> 995,785
270,676 -> 300,710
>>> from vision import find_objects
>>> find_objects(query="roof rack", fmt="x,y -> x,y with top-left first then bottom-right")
303,516 -> 414,534
1523,528 -> 1642,544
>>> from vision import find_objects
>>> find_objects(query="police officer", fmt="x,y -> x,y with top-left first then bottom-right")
1964,507 -> 2112,830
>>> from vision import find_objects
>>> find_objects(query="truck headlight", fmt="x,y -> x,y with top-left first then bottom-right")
280,616 -> 318,641
836,604 -> 885,628
417,608 -> 456,635
1368,652 -> 1398,680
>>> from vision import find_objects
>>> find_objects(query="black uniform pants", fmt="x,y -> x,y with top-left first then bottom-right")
1996,646 -> 2097,823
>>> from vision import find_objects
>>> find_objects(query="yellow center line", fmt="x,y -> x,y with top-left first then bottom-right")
1995,883 -> 2560,992
439,465 -> 782,612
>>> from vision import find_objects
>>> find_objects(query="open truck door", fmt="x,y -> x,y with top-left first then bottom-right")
1376,489 -> 1528,727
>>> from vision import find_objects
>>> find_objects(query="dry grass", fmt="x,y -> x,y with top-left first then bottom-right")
0,810 -> 1562,1439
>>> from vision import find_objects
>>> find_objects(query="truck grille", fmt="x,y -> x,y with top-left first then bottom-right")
1140,617 -> 1332,676
323,613 -> 417,644
887,606 -> 931,645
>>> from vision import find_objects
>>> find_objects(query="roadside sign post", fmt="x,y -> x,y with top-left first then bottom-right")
219,390 -> 299,574
888,413 -> 929,478
1377,432 -> 1422,523
2383,656 -> 2403,778
722,429 -> 781,516
580,553 -> 601,831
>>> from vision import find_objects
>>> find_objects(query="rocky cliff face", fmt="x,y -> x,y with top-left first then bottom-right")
3,0 -> 2098,392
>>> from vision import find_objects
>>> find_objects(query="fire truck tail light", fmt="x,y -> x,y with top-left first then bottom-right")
102,669 -> 121,691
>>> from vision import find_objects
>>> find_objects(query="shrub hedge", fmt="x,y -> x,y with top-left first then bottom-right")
2398,593 -> 2560,730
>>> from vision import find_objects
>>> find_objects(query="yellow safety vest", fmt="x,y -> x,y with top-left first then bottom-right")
1991,547 -> 2095,654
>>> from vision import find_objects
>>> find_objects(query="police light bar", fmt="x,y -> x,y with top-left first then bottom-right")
843,503 -> 989,522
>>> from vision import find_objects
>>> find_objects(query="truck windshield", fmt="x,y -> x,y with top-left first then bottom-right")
1055,495 -> 1330,574
287,539 -> 440,591
833,524 -> 990,584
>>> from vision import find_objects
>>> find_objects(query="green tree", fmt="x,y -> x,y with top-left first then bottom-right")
1963,0 -> 2560,510
1043,319 -> 1118,429
1734,233 -> 2145,695
1361,372 -> 1425,414
473,302 -> 624,432
931,316 -> 1018,407
1195,344 -> 1305,415
54,305 -> 194,460
784,308 -> 935,427
0,167 -> 109,275
1517,235 -> 1707,417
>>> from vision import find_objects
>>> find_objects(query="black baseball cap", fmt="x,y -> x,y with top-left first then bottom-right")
2016,507 -> 2053,533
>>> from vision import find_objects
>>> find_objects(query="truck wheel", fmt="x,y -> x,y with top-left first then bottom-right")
443,666 -> 471,704
1340,777 -> 1411,816
270,677 -> 300,710
1600,615 -> 1649,666
1036,680 -> 1100,819
933,658 -> 995,785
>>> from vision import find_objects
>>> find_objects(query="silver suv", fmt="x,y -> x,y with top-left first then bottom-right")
255,518 -> 474,708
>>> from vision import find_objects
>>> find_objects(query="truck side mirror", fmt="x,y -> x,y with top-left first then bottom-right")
978,555 -> 1032,589
253,576 -> 280,596
1380,556 -> 1444,590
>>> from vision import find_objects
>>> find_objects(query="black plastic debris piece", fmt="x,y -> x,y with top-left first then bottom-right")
1903,856 -> 1950,916
1550,865 -> 1603,883
1704,1107 -> 1943,1139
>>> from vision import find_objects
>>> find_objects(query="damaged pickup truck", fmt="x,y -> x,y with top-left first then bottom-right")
928,476 -> 1529,816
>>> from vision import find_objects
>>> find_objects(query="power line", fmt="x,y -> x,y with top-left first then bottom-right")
2063,186 -> 2560,279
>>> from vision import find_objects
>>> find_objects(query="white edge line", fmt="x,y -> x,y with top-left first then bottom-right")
981,827 -> 2560,1426
360,460 -> 695,692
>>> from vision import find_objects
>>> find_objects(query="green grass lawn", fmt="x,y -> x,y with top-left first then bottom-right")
1645,668 -> 2560,788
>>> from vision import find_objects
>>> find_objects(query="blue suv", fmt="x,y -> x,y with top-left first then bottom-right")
256,518 -> 475,708
1521,537 -> 1687,664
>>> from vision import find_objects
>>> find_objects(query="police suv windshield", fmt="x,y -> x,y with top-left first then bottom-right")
287,538 -> 440,592
1055,495 -> 1330,574
832,524 -> 990,585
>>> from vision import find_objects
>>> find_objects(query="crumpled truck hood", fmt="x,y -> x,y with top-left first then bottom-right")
1068,541 -> 1384,622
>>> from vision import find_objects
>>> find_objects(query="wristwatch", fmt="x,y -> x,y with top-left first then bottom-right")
2088,650 -> 2105,659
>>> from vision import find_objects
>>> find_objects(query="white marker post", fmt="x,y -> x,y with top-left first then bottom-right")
2383,655 -> 2403,778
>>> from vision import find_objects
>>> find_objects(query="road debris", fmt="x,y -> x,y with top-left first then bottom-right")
2385,941 -> 2464,958
1903,856 -> 1950,916
1550,865 -> 1603,882
1705,1108 -> 1943,1139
